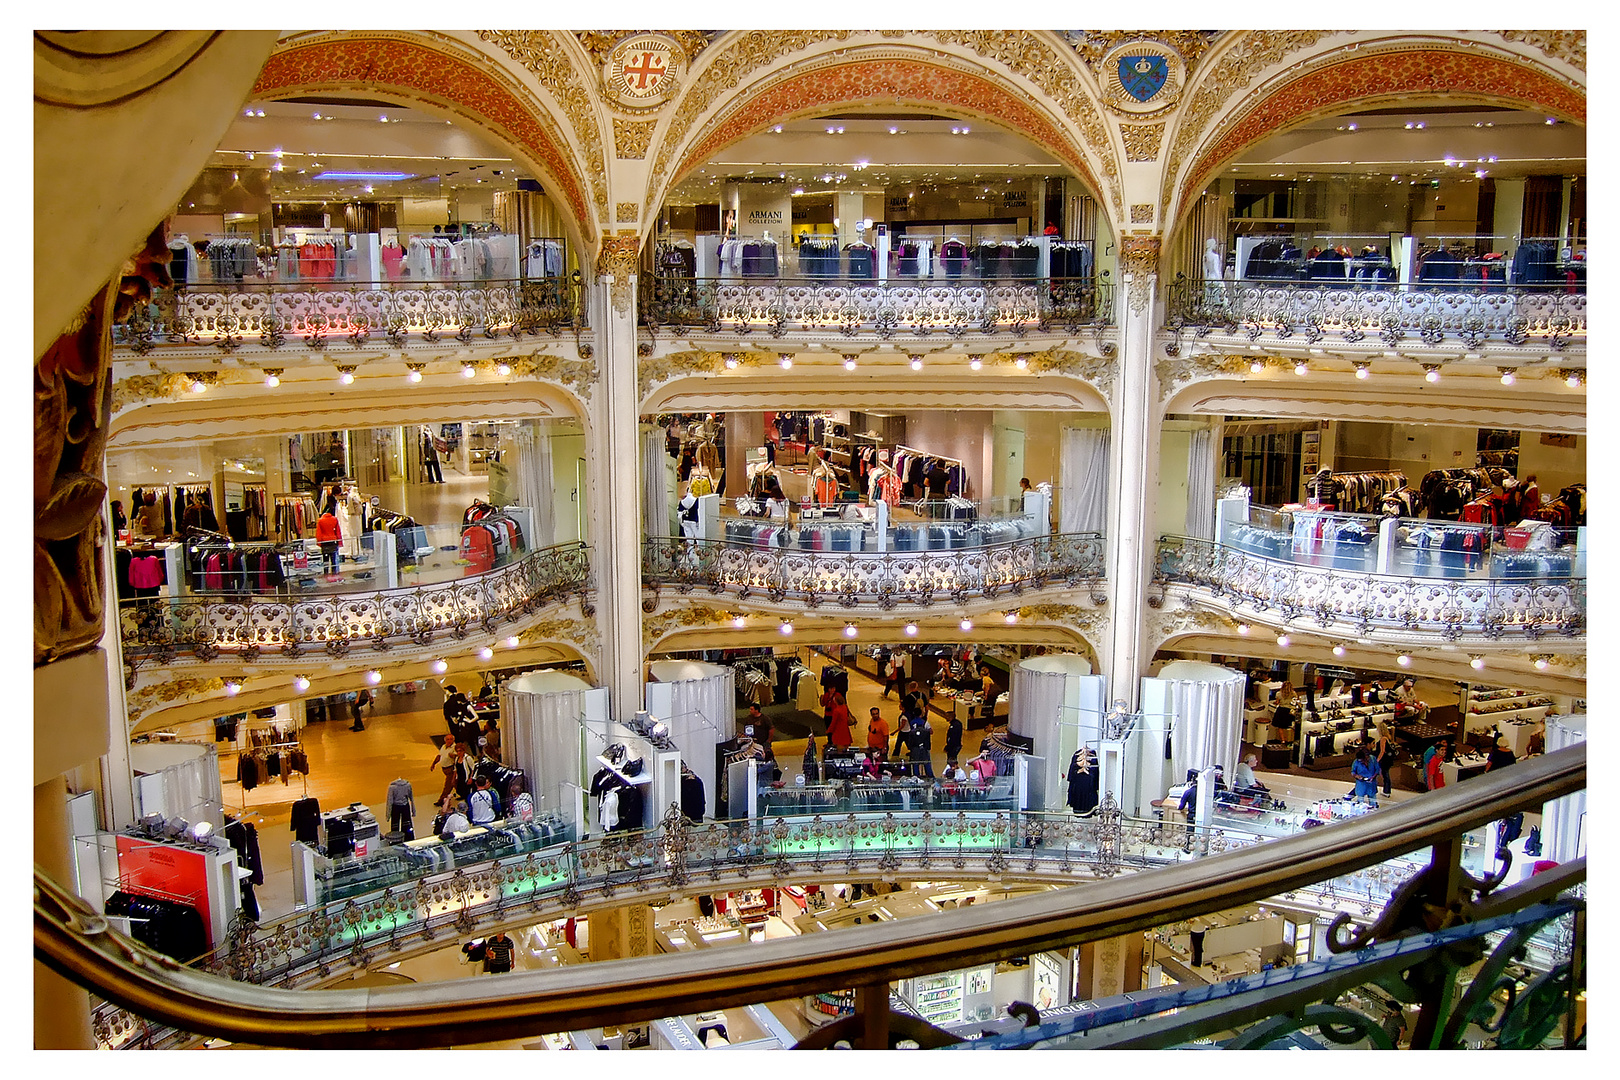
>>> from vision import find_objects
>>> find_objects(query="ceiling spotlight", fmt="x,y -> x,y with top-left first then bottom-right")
1346,122 -> 1357,131
844,624 -> 858,638
889,126 -> 899,134
504,635 -> 520,648
1014,356 -> 1029,370
496,362 -> 513,377
366,670 -> 383,684
732,616 -> 746,628
223,678 -> 241,696
904,622 -> 919,636
843,355 -> 857,371
724,355 -> 740,370
779,621 -> 794,635
478,646 -> 494,660
189,376 -> 208,393
336,365 -> 357,384
1294,361 -> 1309,376
462,363 -> 476,378
1354,363 -> 1370,380
1563,370 -> 1583,388
1396,654 -> 1412,667
431,659 -> 448,674
1533,656 -> 1549,670
1249,359 -> 1265,374
1236,622 -> 1250,635
959,618 -> 973,631
909,355 -> 923,371
1331,644 -> 1346,657
1469,656 -> 1486,670
1004,611 -> 1018,625
779,354 -> 793,370
405,363 -> 426,383
1499,368 -> 1516,386
293,675 -> 311,692
1276,633 -> 1290,647
1423,365 -> 1441,383
262,368 -> 283,387
970,357 -> 983,371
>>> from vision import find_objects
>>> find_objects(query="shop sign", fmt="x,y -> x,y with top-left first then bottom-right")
746,209 -> 784,225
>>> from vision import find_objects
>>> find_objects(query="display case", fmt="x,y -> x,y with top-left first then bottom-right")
1462,686 -> 1554,752
909,972 -> 965,1025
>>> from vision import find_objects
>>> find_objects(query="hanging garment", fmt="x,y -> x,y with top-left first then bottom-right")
289,797 -> 322,845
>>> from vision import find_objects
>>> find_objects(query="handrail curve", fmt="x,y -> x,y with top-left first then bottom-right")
119,541 -> 592,668
36,746 -> 1583,1049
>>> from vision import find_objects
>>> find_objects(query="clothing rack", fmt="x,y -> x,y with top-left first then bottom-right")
273,492 -> 320,542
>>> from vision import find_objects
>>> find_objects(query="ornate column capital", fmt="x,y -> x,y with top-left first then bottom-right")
594,232 -> 641,317
1120,234 -> 1163,316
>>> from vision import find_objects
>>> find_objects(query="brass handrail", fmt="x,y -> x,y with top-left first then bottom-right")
35,745 -> 1583,1048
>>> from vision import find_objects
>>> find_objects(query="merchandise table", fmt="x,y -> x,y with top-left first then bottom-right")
1395,723 -> 1453,751
1442,754 -> 1491,786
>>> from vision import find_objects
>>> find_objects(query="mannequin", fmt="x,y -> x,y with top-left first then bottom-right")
677,491 -> 701,538
1305,468 -> 1341,508
809,448 -> 840,505
868,450 -> 901,506
1203,238 -> 1226,308
336,484 -> 363,559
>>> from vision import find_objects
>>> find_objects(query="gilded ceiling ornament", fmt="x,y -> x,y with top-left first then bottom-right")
574,30 -> 721,68
1121,122 -> 1164,162
1153,352 -> 1254,397
1064,31 -> 1225,77
475,30 -> 610,221
111,372 -> 197,414
599,33 -> 688,111
1096,41 -> 1187,116
1120,234 -> 1162,315
987,348 -> 1116,400
515,615 -> 601,659
637,349 -> 727,400
642,604 -> 733,645
1148,605 -> 1240,645
126,675 -> 229,723
506,351 -> 599,401
1492,30 -> 1585,72
1131,203 -> 1155,224
613,118 -> 657,158
616,202 -> 640,223
1016,603 -> 1110,636
595,233 -> 642,315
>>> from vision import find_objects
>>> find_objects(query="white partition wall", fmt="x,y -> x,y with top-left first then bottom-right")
1542,715 -> 1586,864
645,659 -> 734,820
129,742 -> 225,832
1140,660 -> 1246,795
501,670 -> 608,826
1009,654 -> 1106,811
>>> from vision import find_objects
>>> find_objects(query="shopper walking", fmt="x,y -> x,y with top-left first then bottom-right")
822,685 -> 853,750
908,712 -> 935,779
866,707 -> 890,752
881,652 -> 905,699
442,683 -> 477,736
348,686 -> 371,731
943,710 -> 964,769
430,734 -> 459,803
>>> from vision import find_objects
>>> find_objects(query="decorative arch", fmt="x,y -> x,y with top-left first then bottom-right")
1168,44 -> 1586,242
654,52 -> 1109,231
251,34 -> 597,249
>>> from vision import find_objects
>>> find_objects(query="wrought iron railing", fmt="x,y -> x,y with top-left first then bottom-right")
642,532 -> 1106,610
112,276 -> 587,354
118,542 -> 591,667
639,275 -> 1114,338
1154,535 -> 1583,641
1165,275 -> 1586,351
39,747 -> 1583,1049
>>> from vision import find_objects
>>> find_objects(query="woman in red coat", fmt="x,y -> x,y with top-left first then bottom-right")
822,687 -> 853,751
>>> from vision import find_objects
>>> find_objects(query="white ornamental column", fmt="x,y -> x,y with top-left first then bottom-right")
590,235 -> 648,715
1104,235 -> 1164,709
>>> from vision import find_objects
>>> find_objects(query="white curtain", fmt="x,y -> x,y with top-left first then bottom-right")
1145,663 -> 1245,782
646,660 -> 734,819
1185,428 -> 1216,539
642,425 -> 672,538
1060,427 -> 1110,534
501,679 -> 593,822
1542,716 -> 1586,863
513,421 -> 555,548
1010,656 -> 1103,810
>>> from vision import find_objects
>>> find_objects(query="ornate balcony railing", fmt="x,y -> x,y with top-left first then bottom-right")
118,542 -> 591,669
639,275 -> 1114,339
40,747 -> 1584,1049
1165,275 -> 1586,352
642,532 -> 1106,610
112,276 -> 587,355
1154,535 -> 1584,641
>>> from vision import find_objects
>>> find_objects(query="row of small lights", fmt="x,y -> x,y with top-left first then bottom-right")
746,353 -> 1015,373
1234,621 -> 1557,671
731,612 -> 1020,636
1243,357 -> 1583,388
220,639 -> 528,696
189,360 -> 520,393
